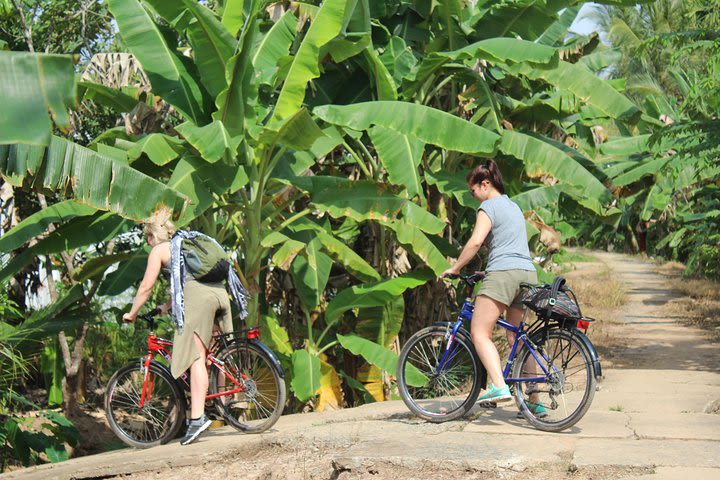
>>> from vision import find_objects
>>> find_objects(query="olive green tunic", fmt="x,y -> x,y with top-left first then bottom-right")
171,279 -> 233,379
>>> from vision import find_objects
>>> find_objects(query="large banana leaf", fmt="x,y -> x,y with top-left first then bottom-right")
405,38 -> 557,97
271,221 -> 380,282
290,238 -> 332,309
314,102 -> 499,155
259,314 -> 293,357
182,0 -> 235,99
598,135 -> 652,155
176,121 -> 242,163
379,36 -> 417,84
167,155 -> 215,223
290,349 -> 321,402
315,230 -> 380,282
325,269 -> 434,325
498,131 -> 612,214
259,108 -> 326,151
471,0 -> 572,40
381,220 -> 449,275
127,134 -> 184,166
536,5 -> 581,46
252,10 -> 298,86
368,126 -> 424,199
0,52 -> 75,146
0,200 -> 96,253
0,137 -> 188,221
355,297 -> 404,348
611,157 -> 673,187
362,46 -> 398,101
509,60 -> 641,122
439,38 -> 557,65
424,170 -> 475,208
316,359 -> 343,411
269,0 -> 349,125
78,81 -> 140,113
512,185 -> 563,211
337,334 -> 398,376
289,177 -> 445,235
109,0 -> 206,124
213,0 -> 261,136
0,213 -> 131,285
98,254 -> 148,296
71,254 -> 136,282
337,334 -> 426,386
221,0 -> 251,37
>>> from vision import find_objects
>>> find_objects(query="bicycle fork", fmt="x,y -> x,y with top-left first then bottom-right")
436,319 -> 465,374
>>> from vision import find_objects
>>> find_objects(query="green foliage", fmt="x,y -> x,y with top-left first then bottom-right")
0,395 -> 78,471
0,52 -> 76,145
0,0 -> 660,420
581,0 -> 720,278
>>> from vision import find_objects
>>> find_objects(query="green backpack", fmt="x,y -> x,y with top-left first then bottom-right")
181,234 -> 230,283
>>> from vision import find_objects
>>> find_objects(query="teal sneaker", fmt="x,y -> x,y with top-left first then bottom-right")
517,401 -> 548,419
477,384 -> 512,403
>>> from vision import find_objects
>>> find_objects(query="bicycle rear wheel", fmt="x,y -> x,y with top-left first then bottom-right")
105,360 -> 185,448
397,326 -> 483,422
209,341 -> 286,433
512,328 -> 596,432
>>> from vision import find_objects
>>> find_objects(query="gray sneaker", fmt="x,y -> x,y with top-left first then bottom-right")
180,414 -> 211,445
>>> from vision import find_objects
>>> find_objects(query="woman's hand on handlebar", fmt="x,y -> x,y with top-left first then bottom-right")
441,266 -> 461,280
158,302 -> 171,316
122,312 -> 137,323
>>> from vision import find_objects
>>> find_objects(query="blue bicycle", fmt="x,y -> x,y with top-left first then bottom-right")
397,272 -> 600,432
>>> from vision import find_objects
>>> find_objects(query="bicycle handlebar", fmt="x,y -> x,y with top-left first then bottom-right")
444,271 -> 486,289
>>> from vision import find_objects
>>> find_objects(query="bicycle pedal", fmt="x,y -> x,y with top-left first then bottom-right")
478,401 -> 497,409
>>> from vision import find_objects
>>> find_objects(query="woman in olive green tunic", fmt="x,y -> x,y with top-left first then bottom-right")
123,217 -> 231,445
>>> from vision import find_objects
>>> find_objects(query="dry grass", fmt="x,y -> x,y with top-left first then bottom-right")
561,263 -> 627,354
564,266 -> 627,316
662,273 -> 720,341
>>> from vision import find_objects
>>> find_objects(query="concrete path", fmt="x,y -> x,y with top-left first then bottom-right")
3,252 -> 720,479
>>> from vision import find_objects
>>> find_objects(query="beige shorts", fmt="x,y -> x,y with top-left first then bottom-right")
171,280 -> 233,379
477,269 -> 538,308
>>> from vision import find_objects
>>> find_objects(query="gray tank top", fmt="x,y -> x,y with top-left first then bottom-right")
477,195 -> 535,272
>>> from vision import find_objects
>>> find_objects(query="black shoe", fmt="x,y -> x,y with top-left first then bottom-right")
180,414 -> 212,445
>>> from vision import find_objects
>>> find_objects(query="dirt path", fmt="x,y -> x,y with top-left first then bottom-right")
3,252 -> 720,480
578,251 -> 720,372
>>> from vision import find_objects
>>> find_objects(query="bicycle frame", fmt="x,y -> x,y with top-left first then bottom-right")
138,327 -> 260,409
436,298 -> 555,384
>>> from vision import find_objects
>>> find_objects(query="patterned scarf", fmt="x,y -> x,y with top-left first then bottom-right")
169,231 -> 249,333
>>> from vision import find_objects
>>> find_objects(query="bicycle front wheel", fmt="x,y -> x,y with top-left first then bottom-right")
397,326 -> 483,422
512,328 -> 596,432
209,341 -> 286,433
105,361 -> 186,448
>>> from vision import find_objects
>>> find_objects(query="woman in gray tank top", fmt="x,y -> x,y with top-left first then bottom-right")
442,159 -> 540,408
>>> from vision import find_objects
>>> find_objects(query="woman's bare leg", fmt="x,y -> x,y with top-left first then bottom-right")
189,333 -> 208,419
470,295 -> 507,388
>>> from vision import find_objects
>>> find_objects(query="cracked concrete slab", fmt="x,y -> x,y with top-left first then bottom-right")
3,251 -> 720,480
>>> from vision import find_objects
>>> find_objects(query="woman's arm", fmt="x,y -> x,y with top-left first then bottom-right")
442,210 -> 492,276
123,244 -> 166,322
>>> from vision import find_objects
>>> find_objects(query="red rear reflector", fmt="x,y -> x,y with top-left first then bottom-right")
577,319 -> 590,330
247,328 -> 260,339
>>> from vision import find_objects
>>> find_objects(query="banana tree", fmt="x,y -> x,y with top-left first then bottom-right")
0,0 -> 656,414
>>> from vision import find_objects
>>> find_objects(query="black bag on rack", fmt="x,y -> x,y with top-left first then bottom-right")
521,276 -> 582,321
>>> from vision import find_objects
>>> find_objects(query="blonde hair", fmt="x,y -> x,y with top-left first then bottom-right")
143,208 -> 177,243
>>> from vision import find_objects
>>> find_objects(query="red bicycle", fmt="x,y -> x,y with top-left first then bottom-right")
104,310 -> 286,448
